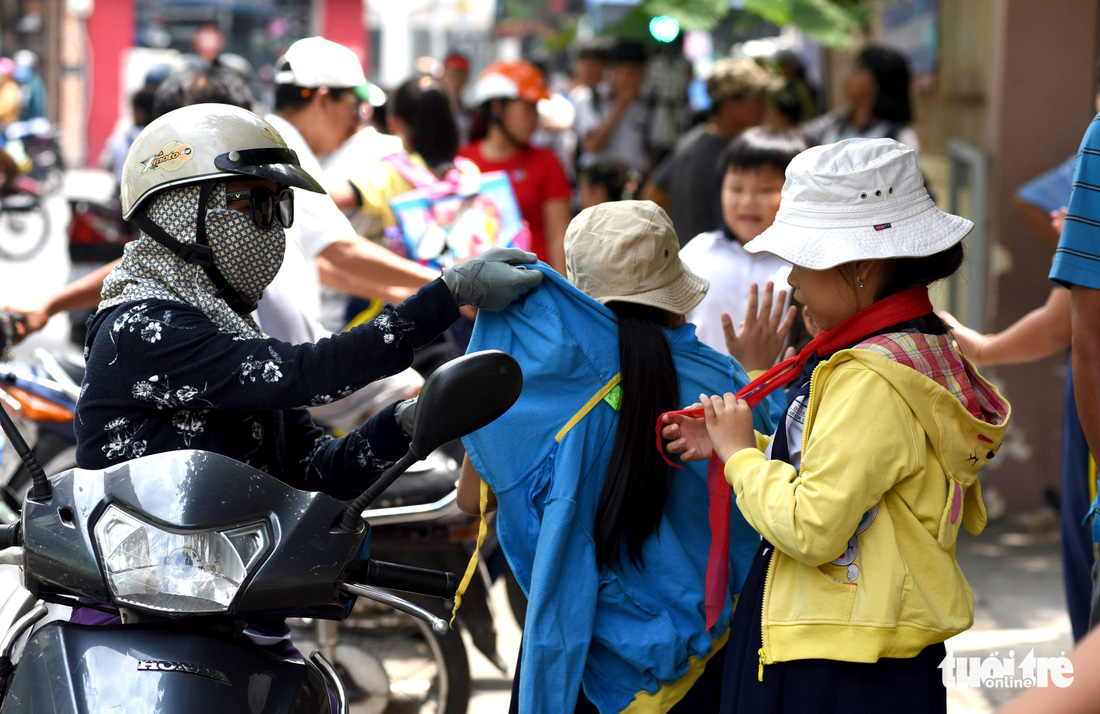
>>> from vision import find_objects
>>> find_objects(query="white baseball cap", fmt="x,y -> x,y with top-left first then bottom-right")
275,36 -> 387,106
746,138 -> 973,269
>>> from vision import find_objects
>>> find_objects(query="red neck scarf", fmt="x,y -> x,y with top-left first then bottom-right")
655,287 -> 934,630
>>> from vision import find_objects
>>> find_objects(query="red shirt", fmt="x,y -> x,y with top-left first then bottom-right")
457,142 -> 571,262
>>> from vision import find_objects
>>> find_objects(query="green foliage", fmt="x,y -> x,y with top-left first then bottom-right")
606,0 -> 871,48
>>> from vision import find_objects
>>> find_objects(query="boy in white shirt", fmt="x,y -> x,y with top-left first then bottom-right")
682,127 -> 808,363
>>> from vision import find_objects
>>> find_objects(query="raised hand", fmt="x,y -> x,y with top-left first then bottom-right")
722,282 -> 796,372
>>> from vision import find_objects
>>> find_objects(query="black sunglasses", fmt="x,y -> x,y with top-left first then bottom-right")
225,186 -> 294,228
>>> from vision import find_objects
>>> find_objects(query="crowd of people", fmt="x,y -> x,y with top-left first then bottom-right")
10,30 -> 1100,713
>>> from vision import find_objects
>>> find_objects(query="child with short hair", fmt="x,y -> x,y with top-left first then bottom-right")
663,138 -> 1011,713
681,127 -> 807,369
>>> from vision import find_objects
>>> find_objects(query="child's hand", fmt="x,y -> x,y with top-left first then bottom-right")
937,310 -> 989,365
722,282 -> 796,372
1051,206 -> 1068,236
661,406 -> 713,462
701,392 -> 757,463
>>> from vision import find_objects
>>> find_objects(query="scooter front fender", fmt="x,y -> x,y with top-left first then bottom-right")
0,622 -> 331,713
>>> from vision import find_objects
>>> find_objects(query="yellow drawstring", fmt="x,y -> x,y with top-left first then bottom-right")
451,477 -> 489,625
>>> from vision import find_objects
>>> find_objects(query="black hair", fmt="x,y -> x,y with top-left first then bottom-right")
391,77 -> 459,177
578,160 -> 638,202
775,50 -> 806,80
595,302 -> 679,569
721,126 -> 807,176
609,39 -> 647,66
131,86 -> 157,125
578,38 -> 612,63
836,242 -> 964,334
769,85 -> 802,126
857,45 -> 912,124
876,242 -> 964,301
273,68 -> 356,113
152,60 -> 253,119
467,100 -> 494,144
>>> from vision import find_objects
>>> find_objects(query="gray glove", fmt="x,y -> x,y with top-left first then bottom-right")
394,397 -> 417,437
442,247 -> 544,311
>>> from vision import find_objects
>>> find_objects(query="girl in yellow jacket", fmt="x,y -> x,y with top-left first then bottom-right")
663,138 -> 1010,713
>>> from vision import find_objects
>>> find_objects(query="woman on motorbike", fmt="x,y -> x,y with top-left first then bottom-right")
457,200 -> 785,713
75,103 -> 542,496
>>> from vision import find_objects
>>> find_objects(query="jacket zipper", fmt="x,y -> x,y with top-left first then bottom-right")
758,545 -> 774,681
760,364 -> 823,682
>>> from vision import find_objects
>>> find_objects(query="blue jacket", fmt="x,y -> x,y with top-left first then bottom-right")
462,266 -> 774,713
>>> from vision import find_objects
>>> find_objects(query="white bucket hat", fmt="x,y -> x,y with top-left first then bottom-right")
745,138 -> 973,269
565,200 -> 709,314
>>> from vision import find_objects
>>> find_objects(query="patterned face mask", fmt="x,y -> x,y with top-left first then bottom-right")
205,198 -> 286,309
99,183 -> 285,337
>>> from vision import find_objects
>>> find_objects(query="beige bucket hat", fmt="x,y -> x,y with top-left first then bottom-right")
565,200 -> 709,314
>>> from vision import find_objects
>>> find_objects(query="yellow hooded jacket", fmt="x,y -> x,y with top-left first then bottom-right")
725,338 -> 1010,666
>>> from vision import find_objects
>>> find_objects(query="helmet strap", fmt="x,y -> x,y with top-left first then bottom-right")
131,180 -> 256,316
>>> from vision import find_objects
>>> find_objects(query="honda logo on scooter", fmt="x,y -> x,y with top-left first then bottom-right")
137,659 -> 230,684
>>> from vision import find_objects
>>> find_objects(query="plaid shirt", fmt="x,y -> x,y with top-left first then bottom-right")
855,330 -> 994,420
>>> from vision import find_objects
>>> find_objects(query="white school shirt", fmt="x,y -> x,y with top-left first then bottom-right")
681,229 -> 792,355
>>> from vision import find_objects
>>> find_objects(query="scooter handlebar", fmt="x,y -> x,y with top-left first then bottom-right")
356,559 -> 458,600
0,524 -> 20,549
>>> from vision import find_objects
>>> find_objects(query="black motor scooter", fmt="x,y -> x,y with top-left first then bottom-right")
0,350 -> 522,712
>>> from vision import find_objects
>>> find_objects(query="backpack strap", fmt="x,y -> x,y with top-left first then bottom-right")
382,153 -> 439,189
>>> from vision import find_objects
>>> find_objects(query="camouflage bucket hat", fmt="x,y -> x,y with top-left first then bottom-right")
706,58 -> 781,103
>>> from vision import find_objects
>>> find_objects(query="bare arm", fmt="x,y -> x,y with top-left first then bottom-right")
1000,623 -> 1100,713
316,238 -> 438,304
328,181 -> 361,211
1071,286 -> 1100,458
939,286 -> 1071,367
458,454 -> 497,516
4,259 -> 118,340
543,198 -> 570,274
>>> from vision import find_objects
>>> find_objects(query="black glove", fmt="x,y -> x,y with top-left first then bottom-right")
442,247 -> 543,311
394,397 -> 417,437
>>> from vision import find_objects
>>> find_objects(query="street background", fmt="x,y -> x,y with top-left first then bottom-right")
0,182 -> 1075,711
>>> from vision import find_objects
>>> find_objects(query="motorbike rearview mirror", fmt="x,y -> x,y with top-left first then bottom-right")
340,350 -> 523,531
408,349 -> 523,459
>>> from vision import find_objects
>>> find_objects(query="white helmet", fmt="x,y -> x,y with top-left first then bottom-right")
120,103 -> 323,219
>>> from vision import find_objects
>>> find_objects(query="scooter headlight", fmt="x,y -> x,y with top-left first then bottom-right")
93,505 -> 271,613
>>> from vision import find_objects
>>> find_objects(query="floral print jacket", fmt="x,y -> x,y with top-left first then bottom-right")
75,279 -> 459,497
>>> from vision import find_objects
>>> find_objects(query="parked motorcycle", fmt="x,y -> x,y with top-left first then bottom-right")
5,119 -> 63,196
65,173 -> 135,345
0,176 -> 49,262
0,313 -> 79,523
0,349 -> 522,712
